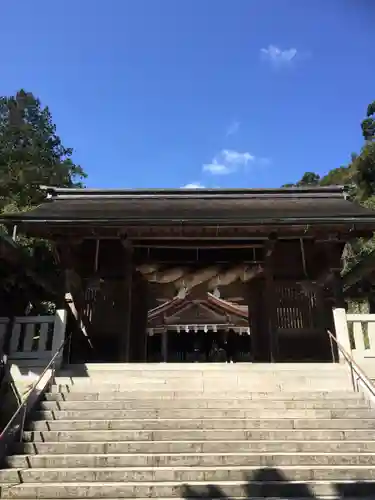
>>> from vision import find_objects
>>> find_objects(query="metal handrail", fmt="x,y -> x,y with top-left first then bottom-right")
0,330 -> 72,445
327,329 -> 375,397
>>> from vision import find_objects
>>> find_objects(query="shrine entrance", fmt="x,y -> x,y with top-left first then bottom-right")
146,293 -> 251,362
146,326 -> 252,363
4,186 -> 375,365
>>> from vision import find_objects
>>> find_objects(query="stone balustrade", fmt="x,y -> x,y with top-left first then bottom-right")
0,310 -> 67,368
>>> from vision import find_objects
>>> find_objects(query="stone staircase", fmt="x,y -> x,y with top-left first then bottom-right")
1,363 -> 375,498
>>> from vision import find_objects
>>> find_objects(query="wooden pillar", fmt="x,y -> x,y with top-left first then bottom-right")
264,235 -> 278,362
128,272 -> 149,362
247,277 -> 259,361
162,327 -> 168,362
331,269 -> 346,309
138,278 -> 150,362
58,239 -> 89,363
118,242 -> 133,362
315,285 -> 334,361
317,241 -> 347,362
144,330 -> 149,362
248,275 -> 270,362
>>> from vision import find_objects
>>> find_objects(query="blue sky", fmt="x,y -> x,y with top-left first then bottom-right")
1,0 -> 374,189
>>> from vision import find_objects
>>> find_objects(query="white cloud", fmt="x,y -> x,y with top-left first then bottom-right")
202,149 -> 255,176
203,160 -> 232,175
226,121 -> 240,137
260,45 -> 297,66
182,182 -> 205,189
222,149 -> 254,165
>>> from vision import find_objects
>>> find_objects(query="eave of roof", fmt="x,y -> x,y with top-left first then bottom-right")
3,185 -> 375,230
148,293 -> 248,321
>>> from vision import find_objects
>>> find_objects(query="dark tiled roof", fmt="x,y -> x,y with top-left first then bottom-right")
2,186 -> 375,225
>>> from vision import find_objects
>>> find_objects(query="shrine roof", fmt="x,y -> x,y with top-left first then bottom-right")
3,186 -> 375,230
148,293 -> 248,323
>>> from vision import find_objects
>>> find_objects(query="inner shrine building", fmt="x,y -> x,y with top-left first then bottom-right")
5,185 -> 375,363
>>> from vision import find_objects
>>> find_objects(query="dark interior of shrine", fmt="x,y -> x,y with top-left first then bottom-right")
65,237 -> 337,364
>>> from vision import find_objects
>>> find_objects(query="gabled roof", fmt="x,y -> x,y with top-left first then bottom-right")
3,185 -> 375,227
148,293 -> 248,327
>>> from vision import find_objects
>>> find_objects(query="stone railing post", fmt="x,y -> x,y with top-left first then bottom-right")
51,309 -> 68,368
332,307 -> 351,362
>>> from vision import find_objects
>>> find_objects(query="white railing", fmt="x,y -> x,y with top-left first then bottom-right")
0,310 -> 67,366
346,313 -> 375,359
333,308 -> 375,378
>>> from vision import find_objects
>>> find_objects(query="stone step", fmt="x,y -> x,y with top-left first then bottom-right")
59,362 -> 346,370
50,383 -> 360,399
7,452 -> 375,469
0,361 -> 371,500
57,374 -> 349,379
39,397 -> 364,411
31,408 -> 373,421
25,418 -> 375,431
56,363 -> 348,384
1,480 -> 374,498
3,465 -> 375,483
15,439 -> 375,455
45,390 -> 365,403
22,428 -> 375,442
50,375 -> 352,393
0,497 -> 354,500
57,370 -> 348,381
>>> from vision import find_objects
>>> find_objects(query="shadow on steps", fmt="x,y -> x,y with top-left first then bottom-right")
181,466 -> 375,498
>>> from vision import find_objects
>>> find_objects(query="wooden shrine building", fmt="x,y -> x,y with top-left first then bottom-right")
147,293 -> 250,362
3,185 -> 375,363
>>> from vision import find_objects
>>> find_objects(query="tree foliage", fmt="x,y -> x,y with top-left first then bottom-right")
282,99 -> 375,272
282,172 -> 320,188
0,90 -> 87,314
284,100 -> 375,199
0,90 -> 86,212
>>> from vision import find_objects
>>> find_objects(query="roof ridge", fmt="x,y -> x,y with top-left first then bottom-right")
41,185 -> 346,200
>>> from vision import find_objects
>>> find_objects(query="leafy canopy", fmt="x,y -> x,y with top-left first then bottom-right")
0,90 -> 87,313
283,100 -> 375,201
0,89 -> 86,212
282,99 -> 375,272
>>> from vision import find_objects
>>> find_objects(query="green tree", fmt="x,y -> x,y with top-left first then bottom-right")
281,99 -> 375,273
284,101 -> 375,200
361,100 -> 375,141
282,172 -> 321,188
297,172 -> 321,186
352,142 -> 375,200
0,89 -> 86,212
352,101 -> 375,200
0,90 -> 87,314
